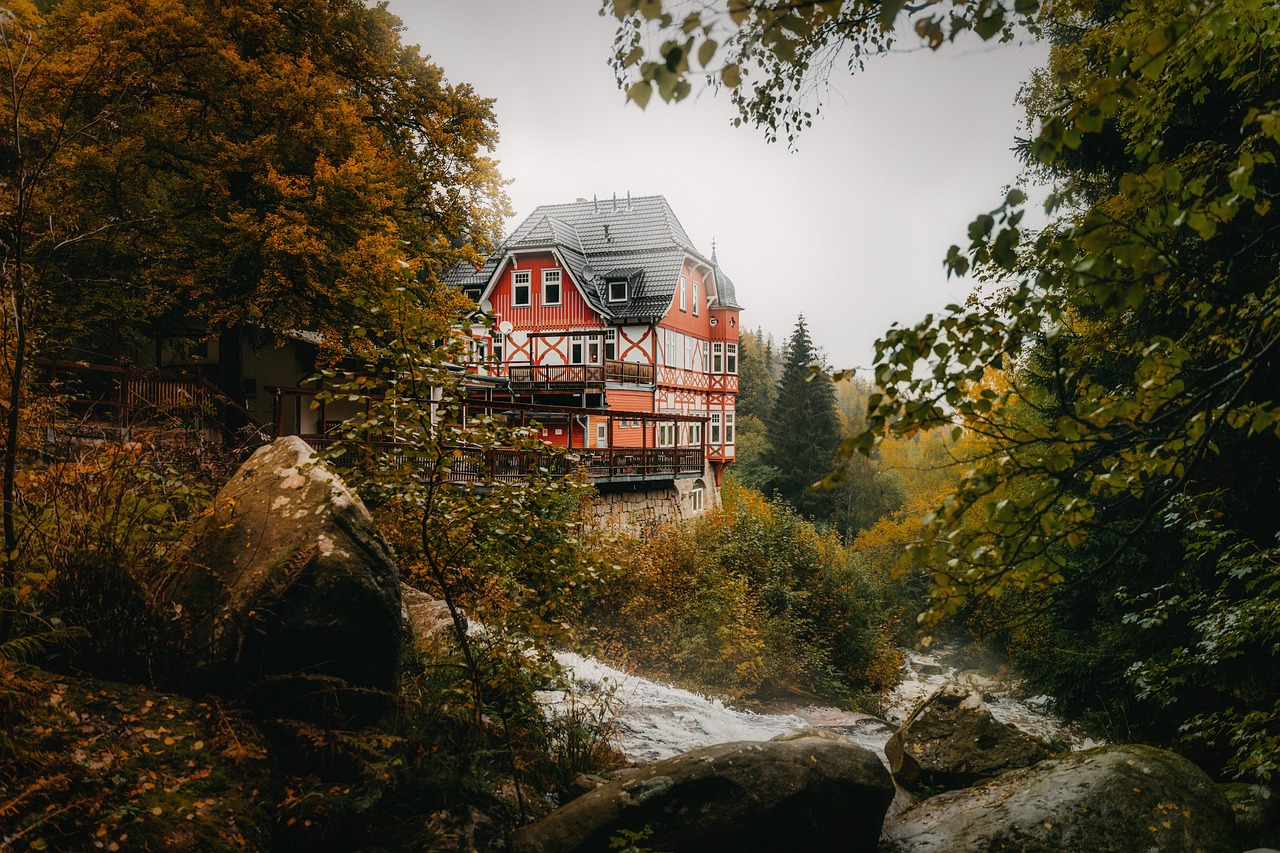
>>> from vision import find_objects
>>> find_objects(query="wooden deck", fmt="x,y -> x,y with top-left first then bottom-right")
300,437 -> 703,484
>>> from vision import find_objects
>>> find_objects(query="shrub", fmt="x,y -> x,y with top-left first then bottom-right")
588,480 -> 904,704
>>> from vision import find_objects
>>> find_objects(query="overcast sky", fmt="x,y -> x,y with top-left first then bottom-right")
388,0 -> 1047,370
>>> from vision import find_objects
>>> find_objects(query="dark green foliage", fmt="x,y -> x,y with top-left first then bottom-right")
763,317 -> 843,523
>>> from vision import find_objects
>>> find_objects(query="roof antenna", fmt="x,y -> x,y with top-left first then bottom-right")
593,194 -> 598,214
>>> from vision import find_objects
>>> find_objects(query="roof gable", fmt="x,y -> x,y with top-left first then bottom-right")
444,195 -> 739,322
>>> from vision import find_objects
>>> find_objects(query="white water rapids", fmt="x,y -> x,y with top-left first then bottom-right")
547,649 -> 1099,765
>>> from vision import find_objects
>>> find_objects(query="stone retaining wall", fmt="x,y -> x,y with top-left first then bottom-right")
588,464 -> 720,536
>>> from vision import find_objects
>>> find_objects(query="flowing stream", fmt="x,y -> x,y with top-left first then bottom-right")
548,649 -> 1099,765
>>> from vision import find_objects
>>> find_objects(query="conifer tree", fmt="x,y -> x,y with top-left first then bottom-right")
762,317 -> 841,522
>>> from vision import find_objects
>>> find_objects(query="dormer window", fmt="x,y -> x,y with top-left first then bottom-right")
542,268 -> 562,306
608,279 -> 628,302
512,270 -> 531,307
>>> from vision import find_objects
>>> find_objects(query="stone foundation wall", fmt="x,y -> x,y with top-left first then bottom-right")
588,464 -> 720,537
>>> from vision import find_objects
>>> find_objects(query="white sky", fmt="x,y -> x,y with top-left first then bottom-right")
388,0 -> 1047,370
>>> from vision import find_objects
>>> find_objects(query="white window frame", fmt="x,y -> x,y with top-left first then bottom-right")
512,270 -> 531,307
711,342 -> 724,373
491,332 -> 504,364
725,412 -> 735,445
570,334 -> 584,364
542,268 -> 562,306
608,279 -> 627,302
692,280 -> 700,316
701,341 -> 709,373
691,479 -> 705,513
605,328 -> 617,361
710,412 -> 722,445
587,337 -> 601,365
726,343 -> 738,375
658,421 -> 676,448
679,275 -> 687,312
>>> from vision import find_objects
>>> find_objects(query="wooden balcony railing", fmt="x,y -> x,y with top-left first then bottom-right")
507,359 -> 654,390
299,437 -> 702,484
604,359 -> 655,384
35,360 -> 271,441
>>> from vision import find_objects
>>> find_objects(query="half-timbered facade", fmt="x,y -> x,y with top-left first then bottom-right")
445,195 -> 742,486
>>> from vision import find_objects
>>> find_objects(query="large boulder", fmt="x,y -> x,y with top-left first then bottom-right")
511,733 -> 894,853
885,683 -> 1050,793
170,436 -> 403,720
881,744 -> 1239,852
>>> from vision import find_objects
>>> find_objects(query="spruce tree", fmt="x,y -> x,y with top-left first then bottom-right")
763,317 -> 841,522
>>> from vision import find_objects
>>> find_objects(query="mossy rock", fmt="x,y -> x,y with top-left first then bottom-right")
882,744 -> 1238,853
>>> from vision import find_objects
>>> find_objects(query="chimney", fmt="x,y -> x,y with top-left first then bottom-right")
627,191 -> 632,210
612,192 -> 617,212
575,197 -> 587,203
593,194 -> 598,213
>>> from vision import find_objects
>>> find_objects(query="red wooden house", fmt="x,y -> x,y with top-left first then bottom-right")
446,194 -> 742,487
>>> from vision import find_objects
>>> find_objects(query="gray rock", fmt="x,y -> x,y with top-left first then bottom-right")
170,436 -> 403,721
512,734 -> 894,853
885,683 -> 1050,793
881,744 -> 1238,852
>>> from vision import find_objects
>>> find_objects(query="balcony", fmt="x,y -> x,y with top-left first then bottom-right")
507,359 -> 654,392
299,437 -> 702,485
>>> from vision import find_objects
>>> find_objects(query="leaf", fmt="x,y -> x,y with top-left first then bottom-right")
698,38 -> 718,68
879,0 -> 907,31
627,81 -> 652,109
721,63 -> 742,88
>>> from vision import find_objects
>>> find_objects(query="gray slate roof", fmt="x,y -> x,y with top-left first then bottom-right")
444,195 -> 742,320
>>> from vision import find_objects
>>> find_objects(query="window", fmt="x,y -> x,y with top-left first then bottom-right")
512,270 -> 531,306
605,329 -> 617,360
542,268 -> 562,305
608,279 -> 627,302
491,332 -> 504,364
725,412 -> 736,445
587,337 -> 601,365
679,275 -> 687,311
665,329 -> 679,367
570,334 -> 583,364
658,422 -> 676,447
689,421 -> 702,447
691,479 -> 705,513
710,412 -> 721,445
726,343 -> 738,374
701,341 -> 709,372
711,342 -> 724,373
692,280 -> 700,315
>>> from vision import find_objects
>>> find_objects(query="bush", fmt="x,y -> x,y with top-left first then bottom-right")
588,480 -> 904,704
11,444 -> 220,684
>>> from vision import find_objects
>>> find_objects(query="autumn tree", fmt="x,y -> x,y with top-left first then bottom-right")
1,0 -> 508,638
605,0 -> 1280,781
